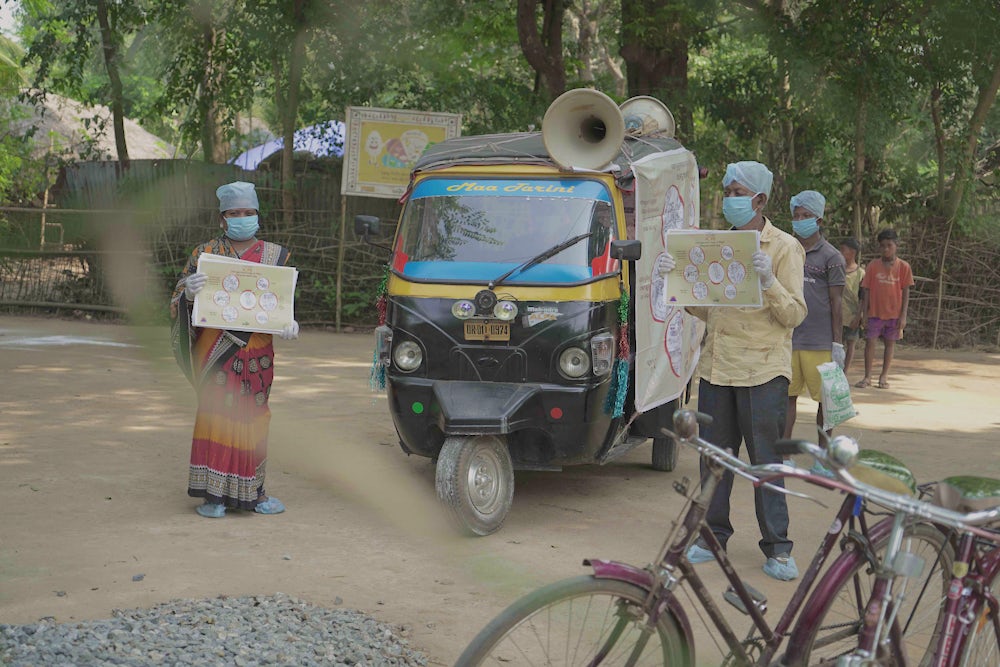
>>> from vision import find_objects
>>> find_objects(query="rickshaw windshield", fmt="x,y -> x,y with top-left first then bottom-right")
396,178 -> 618,283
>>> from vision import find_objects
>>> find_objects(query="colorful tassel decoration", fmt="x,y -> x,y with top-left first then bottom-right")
604,290 -> 631,418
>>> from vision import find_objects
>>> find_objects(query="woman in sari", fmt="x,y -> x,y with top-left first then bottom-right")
170,181 -> 299,518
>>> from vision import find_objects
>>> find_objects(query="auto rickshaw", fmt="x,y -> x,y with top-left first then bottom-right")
357,90 -> 703,535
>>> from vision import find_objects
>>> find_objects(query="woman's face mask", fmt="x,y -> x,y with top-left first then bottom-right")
722,195 -> 758,228
792,217 -> 819,238
224,215 -> 259,241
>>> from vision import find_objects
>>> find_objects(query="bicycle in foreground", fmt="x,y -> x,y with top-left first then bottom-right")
831,472 -> 1000,666
456,409 -> 953,666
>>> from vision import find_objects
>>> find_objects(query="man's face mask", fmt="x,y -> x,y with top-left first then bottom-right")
722,195 -> 757,228
792,217 -> 819,238
225,215 -> 259,241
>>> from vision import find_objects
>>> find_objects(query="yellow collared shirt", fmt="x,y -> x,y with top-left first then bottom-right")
687,219 -> 807,387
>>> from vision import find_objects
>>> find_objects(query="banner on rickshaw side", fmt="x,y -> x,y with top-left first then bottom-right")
631,149 -> 706,412
341,106 -> 462,199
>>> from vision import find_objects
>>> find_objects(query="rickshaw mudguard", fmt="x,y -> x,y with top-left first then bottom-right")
583,558 -> 695,651
433,381 -> 540,434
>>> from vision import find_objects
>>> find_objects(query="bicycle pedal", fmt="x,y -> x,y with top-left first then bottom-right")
673,476 -> 690,495
723,584 -> 767,615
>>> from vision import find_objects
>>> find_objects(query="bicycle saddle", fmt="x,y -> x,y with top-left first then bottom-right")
848,449 -> 917,497
931,476 -> 1000,514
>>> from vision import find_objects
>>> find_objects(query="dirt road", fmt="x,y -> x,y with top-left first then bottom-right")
2,314 -> 999,665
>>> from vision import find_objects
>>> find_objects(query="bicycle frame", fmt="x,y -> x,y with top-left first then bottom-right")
584,449 -> 898,666
927,531 -> 1000,666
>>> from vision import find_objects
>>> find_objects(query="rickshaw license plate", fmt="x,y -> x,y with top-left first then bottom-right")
464,320 -> 510,341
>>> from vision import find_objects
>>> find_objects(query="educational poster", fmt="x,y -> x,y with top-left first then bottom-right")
631,149 -> 705,412
192,254 -> 298,334
664,230 -> 762,307
341,106 -> 462,199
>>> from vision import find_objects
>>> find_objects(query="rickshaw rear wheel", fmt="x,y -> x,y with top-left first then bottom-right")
651,436 -> 678,472
435,435 -> 515,536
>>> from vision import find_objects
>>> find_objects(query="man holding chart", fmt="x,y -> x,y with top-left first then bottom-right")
656,161 -> 806,580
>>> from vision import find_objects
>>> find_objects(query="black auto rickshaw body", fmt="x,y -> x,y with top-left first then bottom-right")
358,92 -> 696,535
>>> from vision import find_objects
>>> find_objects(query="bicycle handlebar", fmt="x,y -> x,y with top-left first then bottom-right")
669,409 -> 1000,540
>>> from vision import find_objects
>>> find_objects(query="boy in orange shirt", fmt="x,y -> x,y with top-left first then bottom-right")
856,229 -> 913,389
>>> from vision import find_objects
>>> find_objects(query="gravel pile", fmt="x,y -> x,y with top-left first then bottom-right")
0,593 -> 428,666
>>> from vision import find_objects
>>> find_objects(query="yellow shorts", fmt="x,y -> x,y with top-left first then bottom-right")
789,349 -> 832,401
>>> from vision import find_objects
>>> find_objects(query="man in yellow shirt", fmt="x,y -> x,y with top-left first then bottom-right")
659,161 -> 806,580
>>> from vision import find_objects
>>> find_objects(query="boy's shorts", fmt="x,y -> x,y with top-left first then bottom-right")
843,325 -> 861,341
789,349 -> 832,401
866,317 -> 901,341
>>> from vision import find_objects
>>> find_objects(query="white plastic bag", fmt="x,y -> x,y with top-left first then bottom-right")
817,361 -> 857,430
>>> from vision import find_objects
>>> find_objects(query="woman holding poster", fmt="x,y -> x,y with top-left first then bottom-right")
170,181 -> 299,519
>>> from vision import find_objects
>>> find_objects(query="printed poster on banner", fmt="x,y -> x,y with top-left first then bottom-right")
191,253 -> 298,335
342,106 -> 462,199
631,149 -> 706,413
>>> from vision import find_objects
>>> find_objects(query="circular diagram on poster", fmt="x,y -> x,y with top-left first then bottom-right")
259,292 -> 278,312
683,264 -> 699,283
256,277 -> 270,291
222,306 -> 238,322
660,185 -> 685,247
724,284 -> 738,300
708,261 -> 725,284
213,290 -> 230,306
688,246 -> 705,265
728,261 -> 747,284
721,245 -> 734,261
664,310 -> 684,377
255,311 -> 270,324
239,290 -> 257,310
650,263 -> 668,322
692,281 -> 708,301
223,274 -> 239,292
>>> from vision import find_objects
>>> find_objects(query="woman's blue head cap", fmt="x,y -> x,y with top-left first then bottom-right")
216,181 -> 259,212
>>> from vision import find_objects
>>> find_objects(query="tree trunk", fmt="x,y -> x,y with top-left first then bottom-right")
619,0 -> 690,139
95,0 -> 129,169
516,0 -> 567,99
199,23 -> 227,164
281,0 -> 308,228
851,93 -> 868,242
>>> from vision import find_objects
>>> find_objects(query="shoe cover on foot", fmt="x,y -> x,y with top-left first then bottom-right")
686,542 -> 716,564
764,554 -> 798,581
195,502 -> 226,518
254,497 -> 285,515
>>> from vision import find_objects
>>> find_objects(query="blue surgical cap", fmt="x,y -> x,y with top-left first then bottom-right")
723,161 -> 774,199
216,181 -> 259,213
790,190 -> 826,218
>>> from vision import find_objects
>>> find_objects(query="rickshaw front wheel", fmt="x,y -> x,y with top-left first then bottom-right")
436,435 -> 515,537
651,436 -> 678,472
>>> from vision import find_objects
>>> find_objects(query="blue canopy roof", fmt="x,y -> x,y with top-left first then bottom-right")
231,120 -> 345,170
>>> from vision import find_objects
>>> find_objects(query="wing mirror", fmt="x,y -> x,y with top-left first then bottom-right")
611,239 -> 641,262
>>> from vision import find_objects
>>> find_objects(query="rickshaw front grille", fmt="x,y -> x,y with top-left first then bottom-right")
449,346 -> 527,382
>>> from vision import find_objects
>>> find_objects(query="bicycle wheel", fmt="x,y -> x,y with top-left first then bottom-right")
456,575 -> 691,666
788,522 -> 953,666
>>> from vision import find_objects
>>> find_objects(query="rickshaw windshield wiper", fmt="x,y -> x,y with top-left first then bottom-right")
488,232 -> 593,290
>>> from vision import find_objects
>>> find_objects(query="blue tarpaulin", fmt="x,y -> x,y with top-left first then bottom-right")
231,120 -> 345,170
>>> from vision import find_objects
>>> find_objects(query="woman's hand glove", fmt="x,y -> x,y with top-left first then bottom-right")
184,272 -> 208,300
751,251 -> 774,290
279,320 -> 299,341
655,252 -> 676,276
832,342 -> 846,369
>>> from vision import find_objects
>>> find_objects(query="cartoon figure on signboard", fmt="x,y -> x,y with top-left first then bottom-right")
401,129 -> 430,163
365,130 -> 383,165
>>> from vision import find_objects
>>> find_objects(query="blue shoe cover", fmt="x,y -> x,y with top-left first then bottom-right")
195,502 -> 226,518
255,497 -> 285,515
764,554 -> 799,581
686,542 -> 716,564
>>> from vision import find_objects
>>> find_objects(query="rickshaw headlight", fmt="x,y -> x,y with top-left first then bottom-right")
451,300 -> 476,320
493,300 -> 518,321
393,340 -> 423,372
559,347 -> 590,379
590,333 -> 615,376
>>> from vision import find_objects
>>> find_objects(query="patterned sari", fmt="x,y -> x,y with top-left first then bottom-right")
170,237 -> 291,510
